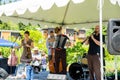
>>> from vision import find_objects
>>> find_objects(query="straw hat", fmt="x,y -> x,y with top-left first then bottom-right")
33,47 -> 39,51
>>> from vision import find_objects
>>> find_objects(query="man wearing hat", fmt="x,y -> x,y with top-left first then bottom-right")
32,47 -> 41,66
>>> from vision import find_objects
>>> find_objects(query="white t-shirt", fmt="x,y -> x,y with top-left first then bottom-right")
32,53 -> 41,60
32,53 -> 41,66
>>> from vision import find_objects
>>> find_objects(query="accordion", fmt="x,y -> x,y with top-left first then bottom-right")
53,34 -> 69,49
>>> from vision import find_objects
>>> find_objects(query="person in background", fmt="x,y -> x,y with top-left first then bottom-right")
31,47 -> 41,74
46,31 -> 55,73
8,49 -> 18,75
15,31 -> 34,63
85,25 -> 105,80
32,47 -> 41,66
41,51 -> 47,72
46,31 -> 55,62
0,51 -> 3,58
15,31 -> 34,80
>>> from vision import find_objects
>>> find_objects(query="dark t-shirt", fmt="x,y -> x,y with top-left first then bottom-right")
88,34 -> 105,55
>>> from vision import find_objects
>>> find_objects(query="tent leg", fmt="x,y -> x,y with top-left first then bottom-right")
114,55 -> 118,80
99,0 -> 104,80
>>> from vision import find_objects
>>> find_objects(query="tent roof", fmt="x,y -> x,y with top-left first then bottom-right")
0,0 -> 120,28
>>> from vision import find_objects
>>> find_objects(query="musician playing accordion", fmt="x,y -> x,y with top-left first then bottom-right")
53,26 -> 69,74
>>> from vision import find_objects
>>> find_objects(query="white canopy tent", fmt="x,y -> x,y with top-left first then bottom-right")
0,0 -> 120,80
0,0 -> 120,29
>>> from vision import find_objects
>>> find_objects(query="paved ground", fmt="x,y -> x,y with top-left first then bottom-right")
5,64 -> 89,80
5,71 -> 89,80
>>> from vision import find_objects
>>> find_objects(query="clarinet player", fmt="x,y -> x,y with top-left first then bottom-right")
84,25 -> 105,80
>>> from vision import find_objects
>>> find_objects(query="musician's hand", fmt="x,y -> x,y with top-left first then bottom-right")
26,44 -> 30,47
32,58 -> 35,61
33,58 -> 36,61
91,35 -> 94,40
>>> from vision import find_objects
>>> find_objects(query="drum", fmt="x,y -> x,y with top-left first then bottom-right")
69,63 -> 83,80
81,58 -> 88,65
32,66 -> 41,73
31,61 -> 41,73
81,58 -> 88,68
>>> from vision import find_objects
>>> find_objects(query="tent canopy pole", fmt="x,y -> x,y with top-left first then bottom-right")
99,0 -> 104,80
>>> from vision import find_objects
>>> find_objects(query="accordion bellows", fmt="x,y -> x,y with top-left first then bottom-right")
53,34 -> 69,49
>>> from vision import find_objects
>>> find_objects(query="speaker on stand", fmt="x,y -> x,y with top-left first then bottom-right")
107,19 -> 120,80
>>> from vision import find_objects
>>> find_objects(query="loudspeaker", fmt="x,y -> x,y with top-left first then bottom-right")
0,68 -> 9,79
47,74 -> 67,80
107,19 -> 120,55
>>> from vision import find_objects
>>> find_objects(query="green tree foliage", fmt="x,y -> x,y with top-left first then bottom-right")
66,42 -> 87,64
0,21 -> 40,30
0,22 -> 11,30
0,47 -> 10,58
18,22 -> 26,30
0,21 -> 19,30
7,21 -> 19,30
18,22 -> 39,31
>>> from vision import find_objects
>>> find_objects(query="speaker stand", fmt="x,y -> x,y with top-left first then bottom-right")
114,56 -> 118,80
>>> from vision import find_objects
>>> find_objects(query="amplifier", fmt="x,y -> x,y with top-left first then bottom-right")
47,74 -> 67,80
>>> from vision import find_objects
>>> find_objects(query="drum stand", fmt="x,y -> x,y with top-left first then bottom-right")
78,56 -> 89,80
82,68 -> 89,80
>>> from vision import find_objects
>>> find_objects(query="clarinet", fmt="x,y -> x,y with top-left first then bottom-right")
81,36 -> 90,44
81,31 -> 95,44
